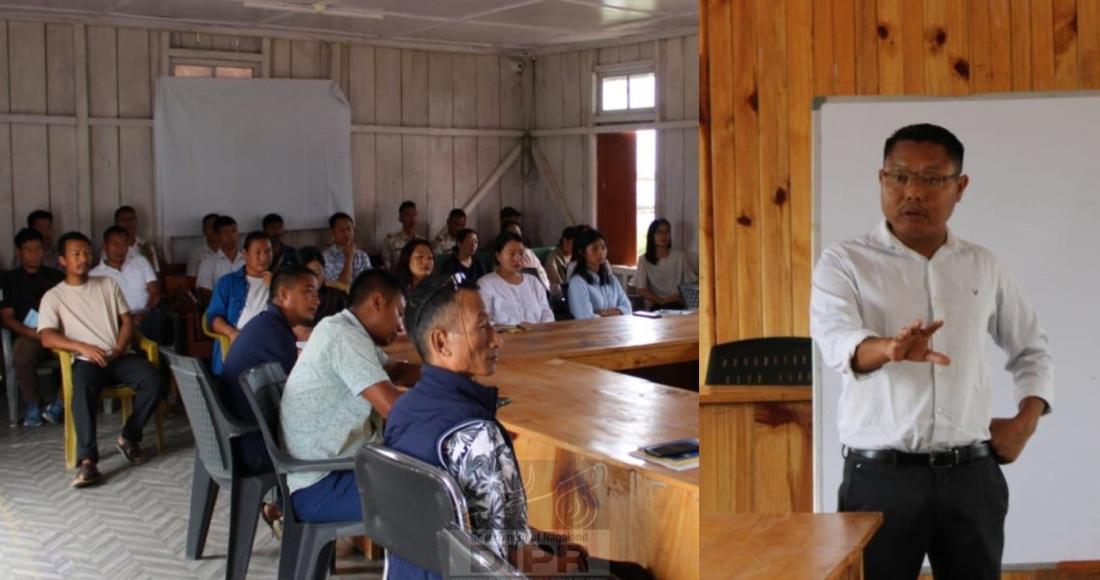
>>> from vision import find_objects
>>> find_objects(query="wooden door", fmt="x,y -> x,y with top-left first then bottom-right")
596,132 -> 637,265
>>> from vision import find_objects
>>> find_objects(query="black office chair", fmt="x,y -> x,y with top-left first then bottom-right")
353,443 -> 524,577
706,337 -> 813,385
238,362 -> 365,580
163,349 -> 277,580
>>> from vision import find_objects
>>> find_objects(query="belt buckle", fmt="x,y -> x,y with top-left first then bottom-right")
929,448 -> 959,467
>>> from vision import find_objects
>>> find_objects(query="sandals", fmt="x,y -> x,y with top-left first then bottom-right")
261,502 -> 283,540
116,438 -> 145,465
71,462 -> 102,488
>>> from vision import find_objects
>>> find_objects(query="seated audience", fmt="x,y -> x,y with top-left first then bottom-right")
544,226 -> 577,301
2,228 -> 64,427
196,215 -> 244,299
90,226 -> 166,343
186,213 -> 220,278
632,219 -> 698,310
280,270 -> 420,523
431,208 -> 467,255
478,232 -> 554,326
263,213 -> 297,270
205,232 -> 272,375
393,239 -> 435,297
383,200 -> 425,269
385,279 -> 651,579
499,206 -> 523,231
567,228 -> 632,319
39,232 -> 167,488
439,229 -> 486,284
297,246 -> 348,326
114,205 -> 160,272
12,210 -> 58,269
501,220 -> 551,291
323,212 -> 373,286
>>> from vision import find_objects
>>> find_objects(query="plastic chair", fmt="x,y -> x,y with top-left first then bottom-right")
238,362 -> 364,580
3,328 -> 59,425
201,315 -> 231,363
437,523 -> 525,579
54,331 -> 165,467
163,349 -> 277,580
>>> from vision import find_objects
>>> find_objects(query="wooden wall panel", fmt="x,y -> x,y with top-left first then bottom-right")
701,0 -> 1100,515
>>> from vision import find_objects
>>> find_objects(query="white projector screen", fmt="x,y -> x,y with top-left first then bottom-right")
813,93 -> 1100,565
154,78 -> 353,242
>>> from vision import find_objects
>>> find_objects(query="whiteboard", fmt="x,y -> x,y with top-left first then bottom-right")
154,78 -> 354,242
813,94 -> 1100,564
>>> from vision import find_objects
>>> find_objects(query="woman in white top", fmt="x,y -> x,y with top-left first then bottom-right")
632,218 -> 698,310
567,228 -> 632,319
478,231 -> 554,326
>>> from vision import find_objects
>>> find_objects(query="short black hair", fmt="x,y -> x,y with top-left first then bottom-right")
329,212 -> 353,229
398,201 -> 416,214
243,231 -> 270,251
213,215 -> 237,232
884,123 -> 965,172
27,210 -> 53,227
296,246 -> 325,268
348,269 -> 403,308
570,227 -> 612,286
103,225 -> 129,242
262,213 -> 284,229
57,231 -> 92,255
114,205 -> 136,221
202,213 -> 219,227
559,225 -> 579,246
493,230 -> 524,254
500,206 -> 522,221
14,228 -> 43,249
405,276 -> 478,362
448,208 -> 466,221
270,264 -> 315,300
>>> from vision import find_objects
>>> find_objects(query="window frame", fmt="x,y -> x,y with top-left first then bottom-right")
169,57 -> 261,79
593,60 -> 658,125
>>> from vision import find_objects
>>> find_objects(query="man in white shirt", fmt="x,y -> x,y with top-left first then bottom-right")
90,226 -> 163,342
186,213 -> 220,278
810,124 -> 1054,580
114,206 -> 160,273
196,215 -> 245,300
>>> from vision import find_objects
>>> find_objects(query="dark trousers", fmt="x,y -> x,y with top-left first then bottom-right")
71,354 -> 166,464
12,335 -> 55,405
839,453 -> 1009,580
291,469 -> 361,523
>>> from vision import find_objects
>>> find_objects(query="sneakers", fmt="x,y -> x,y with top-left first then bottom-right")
22,403 -> 43,428
42,401 -> 63,424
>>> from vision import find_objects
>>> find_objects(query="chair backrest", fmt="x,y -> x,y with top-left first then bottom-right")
436,523 -> 525,579
706,337 -> 813,385
237,362 -> 296,472
162,349 -> 235,481
353,443 -> 471,574
679,282 -> 700,309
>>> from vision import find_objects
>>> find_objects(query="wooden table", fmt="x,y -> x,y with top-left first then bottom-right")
385,314 -> 700,580
702,513 -> 882,579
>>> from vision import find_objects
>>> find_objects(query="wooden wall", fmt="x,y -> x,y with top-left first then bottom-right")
0,17 -> 529,263
530,34 -> 700,253
699,0 -> 1100,514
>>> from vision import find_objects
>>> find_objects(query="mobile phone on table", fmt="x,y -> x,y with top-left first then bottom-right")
642,438 -> 699,459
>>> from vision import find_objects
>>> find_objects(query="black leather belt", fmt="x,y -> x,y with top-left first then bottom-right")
846,442 -> 993,467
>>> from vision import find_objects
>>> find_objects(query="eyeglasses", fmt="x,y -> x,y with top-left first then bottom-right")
880,170 -> 960,190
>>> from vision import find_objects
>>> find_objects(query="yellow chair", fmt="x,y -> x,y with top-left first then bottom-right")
201,313 -> 231,363
56,333 -> 166,468
325,280 -> 349,293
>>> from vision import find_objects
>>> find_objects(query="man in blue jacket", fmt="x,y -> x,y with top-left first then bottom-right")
205,231 -> 272,375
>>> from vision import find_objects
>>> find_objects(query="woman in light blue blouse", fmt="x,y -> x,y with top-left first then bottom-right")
567,228 -> 632,319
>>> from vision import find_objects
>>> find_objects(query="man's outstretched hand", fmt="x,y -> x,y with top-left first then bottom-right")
852,319 -> 951,374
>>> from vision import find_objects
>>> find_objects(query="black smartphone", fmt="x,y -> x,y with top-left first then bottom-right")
643,439 -> 699,459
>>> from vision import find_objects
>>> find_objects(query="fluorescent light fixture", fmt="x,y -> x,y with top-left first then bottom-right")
243,0 -> 385,19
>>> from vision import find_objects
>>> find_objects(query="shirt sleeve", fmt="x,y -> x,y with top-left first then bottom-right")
196,257 -> 215,291
440,420 -> 532,561
809,248 -> 879,379
36,289 -> 61,332
612,276 -> 632,314
323,248 -> 342,282
535,281 -> 554,323
567,278 -> 596,320
632,257 -> 649,290
138,256 -> 157,285
330,331 -> 391,397
990,260 -> 1055,412
479,282 -> 498,324
109,278 -> 130,316
205,276 -> 231,326
186,247 -> 203,278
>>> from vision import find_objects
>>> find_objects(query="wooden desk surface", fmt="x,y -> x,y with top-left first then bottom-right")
699,384 -> 812,404
701,513 -> 882,579
488,358 -> 699,491
386,313 -> 698,369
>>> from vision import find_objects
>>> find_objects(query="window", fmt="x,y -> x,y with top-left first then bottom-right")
635,130 -> 657,259
172,64 -> 255,78
595,61 -> 656,123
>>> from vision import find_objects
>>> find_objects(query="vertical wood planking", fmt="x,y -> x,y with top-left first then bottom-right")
660,129 -> 685,250
832,0 -> 858,94
1081,0 -> 1100,88
401,135 -> 428,238
270,37 -> 291,78
1032,0 -> 1057,89
560,52 -> 581,127
876,0 -> 905,94
854,0 -> 879,94
453,137 -> 478,231
427,136 -> 454,237
9,21 -> 50,230
1053,0 -> 1080,89
401,50 -> 428,127
500,56 -> 524,130
348,44 -> 376,124
969,0 -> 994,92
901,0 -> 927,92
1012,0 -> 1034,90
46,23 -> 75,115
732,0 -> 762,340
117,28 -> 150,117
117,28 -> 153,238
351,133 -> 376,249
684,35 -> 700,121
428,52 -> 453,128
787,0 -> 814,336
812,0 -> 836,95
88,26 -> 119,236
663,37 -> 685,121
476,55 -> 502,232
46,23 -> 79,235
579,49 -> 595,126
11,126 -> 49,234
374,135 -> 402,251
375,48 -> 402,126
452,54 -> 477,130
290,40 -> 320,79
682,130 -> 699,252
923,0 -> 971,96
988,0 -> 1014,91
